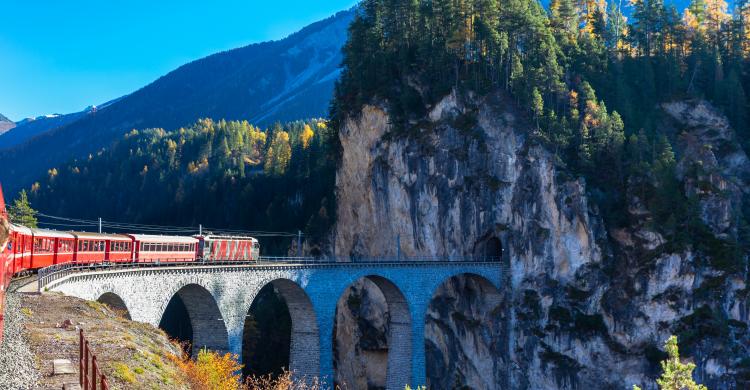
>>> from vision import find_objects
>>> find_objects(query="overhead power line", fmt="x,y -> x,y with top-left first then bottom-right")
15,209 -> 303,237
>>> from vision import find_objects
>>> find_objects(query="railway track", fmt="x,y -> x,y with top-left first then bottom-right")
8,274 -> 37,294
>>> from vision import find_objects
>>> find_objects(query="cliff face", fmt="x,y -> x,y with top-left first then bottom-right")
332,92 -> 749,389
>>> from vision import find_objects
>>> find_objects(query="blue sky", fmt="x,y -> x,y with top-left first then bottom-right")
0,0 -> 358,121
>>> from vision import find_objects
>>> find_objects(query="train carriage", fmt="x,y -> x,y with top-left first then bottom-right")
197,235 -> 260,261
128,234 -> 198,263
107,235 -> 134,262
72,232 -> 129,263
11,225 -> 33,274
30,229 -> 75,268
0,185 -> 6,342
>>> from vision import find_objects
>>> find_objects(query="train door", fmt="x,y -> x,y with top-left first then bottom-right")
52,237 -> 59,265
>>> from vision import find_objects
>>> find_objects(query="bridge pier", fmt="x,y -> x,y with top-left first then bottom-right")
409,298 -> 429,387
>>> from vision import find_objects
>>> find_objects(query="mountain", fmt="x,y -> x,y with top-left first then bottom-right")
0,9 -> 354,194
0,109 -> 91,150
0,114 -> 14,135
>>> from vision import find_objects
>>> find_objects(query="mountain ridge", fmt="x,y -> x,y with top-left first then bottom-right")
0,8 -> 354,194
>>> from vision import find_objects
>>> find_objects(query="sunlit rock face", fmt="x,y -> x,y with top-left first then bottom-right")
334,278 -> 389,390
332,91 -> 749,389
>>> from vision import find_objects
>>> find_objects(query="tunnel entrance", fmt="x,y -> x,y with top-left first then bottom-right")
484,237 -> 502,259
425,274 -> 505,389
158,284 -> 229,358
159,294 -> 193,354
242,283 -> 292,379
97,292 -> 131,320
333,276 -> 411,390
474,236 -> 503,261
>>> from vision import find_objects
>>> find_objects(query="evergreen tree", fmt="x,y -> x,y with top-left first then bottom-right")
657,336 -> 708,390
9,190 -> 38,228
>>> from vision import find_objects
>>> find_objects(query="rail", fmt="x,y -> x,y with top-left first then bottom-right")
80,329 -> 109,390
37,256 -> 507,292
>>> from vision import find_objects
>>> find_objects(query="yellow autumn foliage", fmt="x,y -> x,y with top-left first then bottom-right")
171,348 -> 244,390
300,124 -> 315,149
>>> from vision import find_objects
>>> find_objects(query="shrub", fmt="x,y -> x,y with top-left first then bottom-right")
171,348 -> 243,390
245,369 -> 328,390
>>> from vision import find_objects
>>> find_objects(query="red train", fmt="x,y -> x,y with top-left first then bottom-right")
0,184 -> 261,341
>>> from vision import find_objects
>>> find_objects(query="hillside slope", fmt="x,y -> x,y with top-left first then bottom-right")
0,9 -> 353,194
0,110 -> 93,150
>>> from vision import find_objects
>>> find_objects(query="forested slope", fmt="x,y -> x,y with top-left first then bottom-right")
27,118 -> 336,254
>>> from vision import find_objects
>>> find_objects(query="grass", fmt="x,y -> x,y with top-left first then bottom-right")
112,362 -> 137,383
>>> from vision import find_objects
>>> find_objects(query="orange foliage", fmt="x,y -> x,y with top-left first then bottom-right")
170,349 -> 333,390
171,348 -> 244,390
245,369 -> 331,390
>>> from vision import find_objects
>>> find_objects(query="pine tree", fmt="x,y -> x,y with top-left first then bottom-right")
657,336 -> 708,390
532,88 -> 544,129
9,190 -> 38,228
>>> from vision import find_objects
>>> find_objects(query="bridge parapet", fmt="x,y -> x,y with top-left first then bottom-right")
38,256 -> 506,292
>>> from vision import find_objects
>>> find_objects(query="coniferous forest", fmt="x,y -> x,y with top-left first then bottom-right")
27,119 -> 336,254
330,0 -> 750,269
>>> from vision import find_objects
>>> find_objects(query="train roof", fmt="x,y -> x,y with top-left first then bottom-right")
31,229 -> 75,239
10,224 -> 32,235
127,234 -> 198,244
71,232 -> 132,241
197,235 -> 258,242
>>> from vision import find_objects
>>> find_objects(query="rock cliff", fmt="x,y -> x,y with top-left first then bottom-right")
331,92 -> 749,389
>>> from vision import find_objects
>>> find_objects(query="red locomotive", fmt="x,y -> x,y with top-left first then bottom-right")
0,183 -> 262,341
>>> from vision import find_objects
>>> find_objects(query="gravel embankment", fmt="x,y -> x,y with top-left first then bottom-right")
0,287 -> 41,389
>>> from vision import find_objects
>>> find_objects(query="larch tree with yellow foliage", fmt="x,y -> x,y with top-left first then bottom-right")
264,129 -> 292,176
300,124 -> 315,149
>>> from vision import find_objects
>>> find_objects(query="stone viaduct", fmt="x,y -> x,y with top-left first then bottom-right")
42,261 -> 504,389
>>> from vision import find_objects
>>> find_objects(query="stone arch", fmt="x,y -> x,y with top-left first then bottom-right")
334,274 -> 412,390
97,292 -> 132,320
160,283 -> 230,357
425,273 -> 505,389
243,278 -> 320,381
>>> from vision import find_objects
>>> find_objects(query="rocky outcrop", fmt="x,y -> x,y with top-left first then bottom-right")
332,92 -> 749,389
